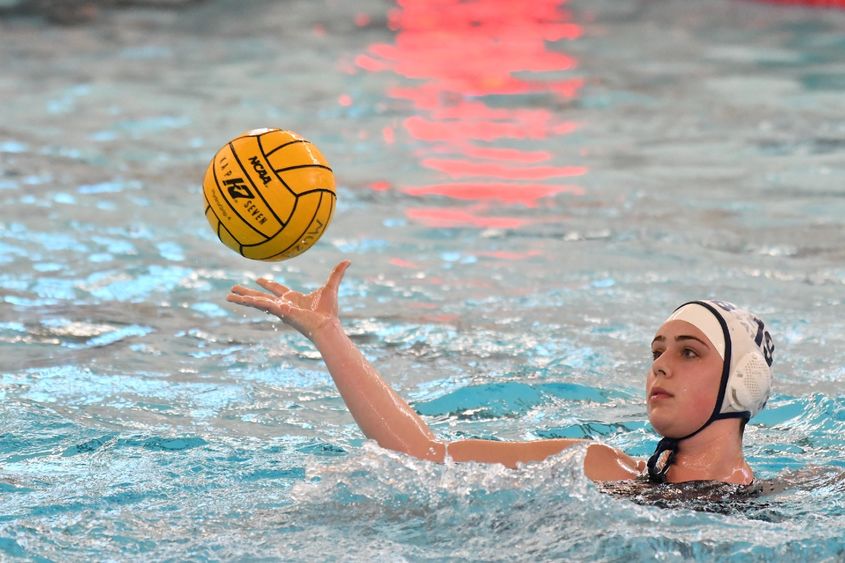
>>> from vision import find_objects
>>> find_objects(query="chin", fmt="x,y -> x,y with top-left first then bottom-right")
649,416 -> 709,441
647,413 -> 675,438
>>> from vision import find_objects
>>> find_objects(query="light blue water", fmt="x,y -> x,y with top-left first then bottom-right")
2,0 -> 845,560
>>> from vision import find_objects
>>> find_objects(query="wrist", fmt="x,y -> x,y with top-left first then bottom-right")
309,316 -> 344,347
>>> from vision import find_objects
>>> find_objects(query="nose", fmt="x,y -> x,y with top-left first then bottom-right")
652,356 -> 670,378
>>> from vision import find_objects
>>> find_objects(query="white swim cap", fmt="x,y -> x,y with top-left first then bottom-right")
664,300 -> 774,420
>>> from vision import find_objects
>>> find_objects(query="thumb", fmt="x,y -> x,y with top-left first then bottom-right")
325,260 -> 351,298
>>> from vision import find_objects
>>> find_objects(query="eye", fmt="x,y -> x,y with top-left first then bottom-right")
651,349 -> 663,360
682,347 -> 699,359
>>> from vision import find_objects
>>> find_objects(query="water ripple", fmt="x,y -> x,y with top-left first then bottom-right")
414,381 -> 626,419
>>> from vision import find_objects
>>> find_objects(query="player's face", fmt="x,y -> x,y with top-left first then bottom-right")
646,320 -> 724,438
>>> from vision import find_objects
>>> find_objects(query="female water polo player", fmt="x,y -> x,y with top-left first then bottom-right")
226,261 -> 775,485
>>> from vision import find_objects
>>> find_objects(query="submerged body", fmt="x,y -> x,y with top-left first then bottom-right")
226,261 -> 774,486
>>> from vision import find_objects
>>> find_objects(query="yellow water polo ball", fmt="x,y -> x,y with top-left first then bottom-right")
202,128 -> 336,261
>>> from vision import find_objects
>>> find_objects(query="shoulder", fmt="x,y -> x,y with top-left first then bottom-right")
583,442 -> 645,482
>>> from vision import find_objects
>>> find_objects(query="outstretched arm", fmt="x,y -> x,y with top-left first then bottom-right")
226,261 -> 644,480
227,261 -> 444,461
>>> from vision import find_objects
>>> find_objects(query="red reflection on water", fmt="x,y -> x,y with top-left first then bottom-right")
406,207 -> 530,229
459,146 -> 551,163
382,126 -> 396,144
368,181 -> 392,192
421,159 -> 587,180
389,257 -> 421,269
405,182 -> 583,206
404,114 -> 578,143
478,250 -> 543,260
358,0 -> 585,228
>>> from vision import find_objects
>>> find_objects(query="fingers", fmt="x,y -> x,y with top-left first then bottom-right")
325,260 -> 351,296
227,260 -> 350,317
226,292 -> 292,318
226,291 -> 271,309
228,279 -> 301,313
255,277 -> 292,297
228,284 -> 270,298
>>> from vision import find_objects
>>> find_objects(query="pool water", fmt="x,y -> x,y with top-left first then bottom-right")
2,0 -> 845,560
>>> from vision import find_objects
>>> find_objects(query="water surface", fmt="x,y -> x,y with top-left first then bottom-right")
1,0 -> 845,560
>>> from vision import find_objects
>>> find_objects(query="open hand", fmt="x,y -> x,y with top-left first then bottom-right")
226,260 -> 350,339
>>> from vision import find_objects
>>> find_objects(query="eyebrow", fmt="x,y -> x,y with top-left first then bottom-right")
651,335 -> 710,348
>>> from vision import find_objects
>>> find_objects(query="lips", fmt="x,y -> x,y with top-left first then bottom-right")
649,386 -> 674,400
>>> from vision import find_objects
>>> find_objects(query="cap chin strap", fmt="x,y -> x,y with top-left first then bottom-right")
646,436 -> 678,483
646,411 -> 748,483
646,300 -> 747,484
